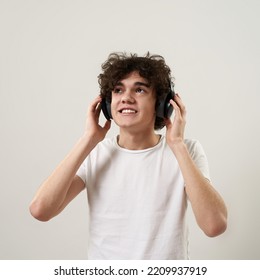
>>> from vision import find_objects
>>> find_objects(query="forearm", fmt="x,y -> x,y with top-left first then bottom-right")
30,133 -> 97,220
30,96 -> 111,221
169,141 -> 227,237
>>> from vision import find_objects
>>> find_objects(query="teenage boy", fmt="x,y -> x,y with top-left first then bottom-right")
30,52 -> 227,259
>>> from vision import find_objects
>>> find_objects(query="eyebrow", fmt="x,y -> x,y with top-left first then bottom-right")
115,81 -> 151,88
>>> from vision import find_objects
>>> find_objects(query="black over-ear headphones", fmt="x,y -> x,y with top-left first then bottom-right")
101,82 -> 175,120
156,82 -> 175,119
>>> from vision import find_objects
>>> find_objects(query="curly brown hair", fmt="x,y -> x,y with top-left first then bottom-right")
98,52 -> 174,130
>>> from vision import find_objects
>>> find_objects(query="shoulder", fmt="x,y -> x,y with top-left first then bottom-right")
184,139 -> 205,156
184,139 -> 211,180
94,136 -> 116,151
87,136 -> 118,161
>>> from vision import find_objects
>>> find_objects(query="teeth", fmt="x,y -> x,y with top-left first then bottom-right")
121,109 -> 136,114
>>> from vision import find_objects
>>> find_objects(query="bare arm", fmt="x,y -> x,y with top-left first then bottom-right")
29,96 -> 111,221
165,94 -> 227,237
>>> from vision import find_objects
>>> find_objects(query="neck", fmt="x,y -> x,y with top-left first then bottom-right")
117,129 -> 161,150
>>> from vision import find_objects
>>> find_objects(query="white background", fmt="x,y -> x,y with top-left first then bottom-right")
0,0 -> 259,259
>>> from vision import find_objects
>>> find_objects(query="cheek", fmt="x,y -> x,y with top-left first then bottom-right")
143,100 -> 156,114
111,94 -> 120,104
110,98 -> 121,119
110,100 -> 117,113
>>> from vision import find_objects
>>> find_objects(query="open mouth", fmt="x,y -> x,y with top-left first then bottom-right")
119,109 -> 137,114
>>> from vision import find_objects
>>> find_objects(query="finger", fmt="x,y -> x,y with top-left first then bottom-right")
89,96 -> 102,112
169,99 -> 186,125
169,99 -> 181,116
95,101 -> 102,116
173,94 -> 186,117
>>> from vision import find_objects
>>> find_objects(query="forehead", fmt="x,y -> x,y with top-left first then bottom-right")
117,71 -> 150,85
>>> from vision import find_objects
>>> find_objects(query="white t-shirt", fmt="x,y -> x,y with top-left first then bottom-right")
76,135 -> 210,260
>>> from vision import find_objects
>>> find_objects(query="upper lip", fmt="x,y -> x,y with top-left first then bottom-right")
118,107 -> 138,113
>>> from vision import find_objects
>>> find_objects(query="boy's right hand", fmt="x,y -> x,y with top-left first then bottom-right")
84,96 -> 111,143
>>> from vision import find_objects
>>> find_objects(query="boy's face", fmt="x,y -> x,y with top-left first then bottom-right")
111,71 -> 156,132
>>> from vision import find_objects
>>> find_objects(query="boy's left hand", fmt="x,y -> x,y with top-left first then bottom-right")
165,93 -> 187,146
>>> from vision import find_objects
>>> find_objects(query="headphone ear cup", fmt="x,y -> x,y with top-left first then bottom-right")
156,89 -> 175,119
101,98 -> 112,120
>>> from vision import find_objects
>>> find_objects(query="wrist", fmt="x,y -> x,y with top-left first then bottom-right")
167,136 -> 185,147
168,139 -> 187,154
79,132 -> 99,152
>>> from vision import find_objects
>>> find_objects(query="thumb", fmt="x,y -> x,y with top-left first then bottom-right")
103,120 -> 111,131
164,118 -> 172,129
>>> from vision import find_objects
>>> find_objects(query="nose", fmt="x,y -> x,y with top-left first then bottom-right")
121,90 -> 135,104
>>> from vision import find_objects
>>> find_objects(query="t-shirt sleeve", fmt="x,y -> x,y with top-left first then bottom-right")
185,139 -> 211,181
76,160 -> 87,184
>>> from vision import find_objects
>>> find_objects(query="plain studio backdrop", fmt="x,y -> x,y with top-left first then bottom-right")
0,0 -> 259,259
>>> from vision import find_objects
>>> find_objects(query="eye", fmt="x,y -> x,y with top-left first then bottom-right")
113,87 -> 123,94
136,87 -> 145,94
